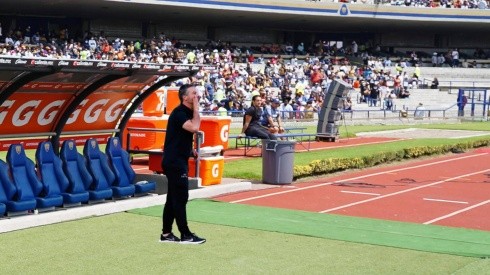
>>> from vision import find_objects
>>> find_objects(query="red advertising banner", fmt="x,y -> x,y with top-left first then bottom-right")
0,91 -> 136,134
63,91 -> 136,132
0,92 -> 73,134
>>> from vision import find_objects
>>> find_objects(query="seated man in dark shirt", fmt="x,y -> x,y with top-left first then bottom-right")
238,95 -> 276,140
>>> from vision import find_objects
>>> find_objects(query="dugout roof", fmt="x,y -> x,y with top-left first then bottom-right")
0,57 -> 215,151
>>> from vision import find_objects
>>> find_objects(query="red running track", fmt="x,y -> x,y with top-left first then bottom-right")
214,151 -> 490,231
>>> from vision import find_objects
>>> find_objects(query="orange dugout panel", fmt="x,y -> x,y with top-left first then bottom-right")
142,89 -> 165,117
200,116 -> 231,150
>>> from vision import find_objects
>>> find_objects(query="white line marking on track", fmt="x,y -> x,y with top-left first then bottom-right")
423,200 -> 490,224
319,168 -> 490,213
423,198 -> 469,204
229,152 -> 488,204
341,191 -> 380,196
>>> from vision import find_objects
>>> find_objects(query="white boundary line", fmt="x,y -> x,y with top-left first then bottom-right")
319,168 -> 490,213
341,191 -> 380,196
423,198 -> 469,204
423,200 -> 490,225
230,152 -> 488,204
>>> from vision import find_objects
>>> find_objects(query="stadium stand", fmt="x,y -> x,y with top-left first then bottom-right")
106,137 -> 156,195
36,141 -> 90,206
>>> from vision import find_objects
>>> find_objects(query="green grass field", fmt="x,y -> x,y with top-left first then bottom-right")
1,122 -> 490,273
1,211 -> 489,274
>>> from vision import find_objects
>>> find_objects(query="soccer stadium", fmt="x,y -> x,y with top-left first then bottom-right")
0,0 -> 489,273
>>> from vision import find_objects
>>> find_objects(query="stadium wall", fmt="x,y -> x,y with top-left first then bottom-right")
122,0 -> 490,23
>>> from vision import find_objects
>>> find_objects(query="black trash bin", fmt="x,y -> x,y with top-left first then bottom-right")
261,139 -> 296,184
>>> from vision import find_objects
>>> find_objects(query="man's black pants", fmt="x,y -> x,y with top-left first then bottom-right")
245,125 -> 277,140
162,164 -> 191,236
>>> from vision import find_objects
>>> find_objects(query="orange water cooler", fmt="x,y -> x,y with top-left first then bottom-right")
148,154 -> 224,186
200,116 -> 232,150
122,115 -> 169,151
188,156 -> 225,186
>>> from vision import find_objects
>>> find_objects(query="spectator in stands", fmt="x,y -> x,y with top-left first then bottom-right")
432,52 -> 438,67
161,84 -> 206,244
399,87 -> 411,98
437,54 -> 446,67
238,95 -> 276,140
343,97 -> 353,112
352,41 -> 359,57
414,64 -> 421,79
360,80 -> 371,103
279,98 -> 294,120
452,48 -> 460,67
369,80 -> 379,107
430,77 -> 439,89
478,0 -> 488,8
297,42 -> 305,55
216,102 -> 228,116
414,102 -> 426,119
385,91 -> 396,110
5,34 -> 14,46
304,99 -> 317,120
457,93 -> 468,116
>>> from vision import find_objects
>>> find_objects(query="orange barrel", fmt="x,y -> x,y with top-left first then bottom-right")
188,156 -> 225,186
142,88 -> 165,116
122,115 -> 169,151
166,87 -> 180,115
199,116 -> 232,150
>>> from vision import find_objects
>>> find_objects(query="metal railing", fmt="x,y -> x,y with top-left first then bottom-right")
421,79 -> 490,94
215,104 -> 487,123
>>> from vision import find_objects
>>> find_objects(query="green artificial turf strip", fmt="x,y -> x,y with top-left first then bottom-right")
1,212 -> 488,274
129,200 -> 490,258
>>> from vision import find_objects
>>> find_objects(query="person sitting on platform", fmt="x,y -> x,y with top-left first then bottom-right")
430,77 -> 439,89
261,98 -> 285,135
238,95 -> 277,140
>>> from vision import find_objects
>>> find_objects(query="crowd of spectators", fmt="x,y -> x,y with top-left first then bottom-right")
386,0 -> 489,8
338,0 -> 489,9
0,24 -> 488,120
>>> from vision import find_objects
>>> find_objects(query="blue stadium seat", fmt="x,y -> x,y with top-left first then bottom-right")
7,144 -> 63,210
0,158 -> 36,214
36,141 -> 89,206
60,140 -> 112,201
84,138 -> 134,198
0,159 -> 14,216
106,137 -> 155,194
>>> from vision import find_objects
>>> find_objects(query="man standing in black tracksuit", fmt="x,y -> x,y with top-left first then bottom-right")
160,84 -> 205,244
